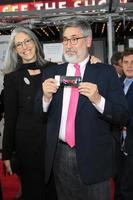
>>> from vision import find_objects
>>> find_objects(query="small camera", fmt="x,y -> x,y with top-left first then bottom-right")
55,75 -> 81,87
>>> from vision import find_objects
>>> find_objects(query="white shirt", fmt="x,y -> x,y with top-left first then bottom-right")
43,56 -> 105,142
124,77 -> 133,95
121,77 -> 133,155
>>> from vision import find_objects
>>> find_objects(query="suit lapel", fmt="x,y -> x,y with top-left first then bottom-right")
57,63 -> 68,76
126,81 -> 133,96
54,63 -> 68,112
77,62 -> 96,114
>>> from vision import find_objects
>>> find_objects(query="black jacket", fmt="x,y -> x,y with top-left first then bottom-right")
0,89 -> 4,121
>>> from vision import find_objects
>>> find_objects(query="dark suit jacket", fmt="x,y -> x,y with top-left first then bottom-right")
38,61 -> 128,185
124,80 -> 133,155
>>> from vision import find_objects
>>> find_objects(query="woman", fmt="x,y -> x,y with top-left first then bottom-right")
2,27 -> 48,200
0,89 -> 3,200
0,89 -> 4,121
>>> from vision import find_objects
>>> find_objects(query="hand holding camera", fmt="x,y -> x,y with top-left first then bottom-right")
42,78 -> 59,102
55,75 -> 82,87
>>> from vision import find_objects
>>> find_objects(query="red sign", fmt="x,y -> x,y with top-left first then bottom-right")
0,0 -> 107,12
0,0 -> 130,13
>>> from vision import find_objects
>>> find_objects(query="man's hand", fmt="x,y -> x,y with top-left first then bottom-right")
42,78 -> 59,102
79,82 -> 101,105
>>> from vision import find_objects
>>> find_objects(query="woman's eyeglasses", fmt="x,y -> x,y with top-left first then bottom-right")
15,38 -> 33,49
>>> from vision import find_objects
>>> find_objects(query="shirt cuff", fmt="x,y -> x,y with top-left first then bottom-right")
42,96 -> 51,112
93,96 -> 105,114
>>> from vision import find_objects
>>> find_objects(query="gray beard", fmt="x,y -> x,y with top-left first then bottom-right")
64,54 -> 78,64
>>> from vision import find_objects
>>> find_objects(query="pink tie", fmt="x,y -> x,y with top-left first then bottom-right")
65,64 -> 81,147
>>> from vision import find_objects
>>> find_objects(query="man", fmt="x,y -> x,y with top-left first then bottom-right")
119,48 -> 133,200
40,18 -> 128,200
111,52 -> 124,77
110,52 -> 124,199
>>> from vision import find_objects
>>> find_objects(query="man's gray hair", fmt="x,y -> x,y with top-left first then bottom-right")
62,17 -> 92,38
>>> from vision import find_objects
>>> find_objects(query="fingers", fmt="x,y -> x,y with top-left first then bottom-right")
3,160 -> 13,175
42,78 -> 59,102
90,56 -> 101,64
79,82 -> 98,95
79,82 -> 101,104
43,78 -> 59,91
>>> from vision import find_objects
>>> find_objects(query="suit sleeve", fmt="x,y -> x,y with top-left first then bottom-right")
100,66 -> 129,127
2,73 -> 19,160
34,63 -> 58,114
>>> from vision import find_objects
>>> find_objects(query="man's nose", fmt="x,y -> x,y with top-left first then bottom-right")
67,40 -> 73,47
127,62 -> 133,67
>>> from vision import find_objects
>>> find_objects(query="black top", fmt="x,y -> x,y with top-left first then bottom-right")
2,65 -> 47,170
0,89 -> 4,121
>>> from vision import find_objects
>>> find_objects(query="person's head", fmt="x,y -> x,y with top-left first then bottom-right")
4,27 -> 45,73
62,17 -> 92,64
122,48 -> 133,78
111,52 -> 123,76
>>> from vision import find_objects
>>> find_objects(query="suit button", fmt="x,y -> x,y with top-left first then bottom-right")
27,96 -> 31,100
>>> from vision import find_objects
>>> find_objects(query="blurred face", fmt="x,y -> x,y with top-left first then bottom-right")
63,27 -> 92,63
14,32 -> 36,63
122,54 -> 133,78
114,59 -> 123,76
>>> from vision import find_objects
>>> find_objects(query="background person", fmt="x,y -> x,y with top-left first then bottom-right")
110,51 -> 125,199
37,18 -> 128,200
118,48 -> 133,200
111,52 -> 124,77
2,27 -> 55,200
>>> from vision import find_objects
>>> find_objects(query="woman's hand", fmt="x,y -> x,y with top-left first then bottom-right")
90,55 -> 101,64
3,160 -> 12,175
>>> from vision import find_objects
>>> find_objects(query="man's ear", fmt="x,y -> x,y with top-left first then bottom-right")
86,36 -> 92,48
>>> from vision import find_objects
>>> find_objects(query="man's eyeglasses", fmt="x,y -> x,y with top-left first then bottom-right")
15,38 -> 33,49
63,36 -> 87,45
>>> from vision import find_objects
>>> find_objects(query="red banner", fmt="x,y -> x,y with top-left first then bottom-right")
0,0 -> 107,12
0,0 -> 130,13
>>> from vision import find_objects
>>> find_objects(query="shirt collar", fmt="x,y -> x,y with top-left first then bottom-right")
70,55 -> 90,71
124,77 -> 133,84
78,55 -> 90,67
